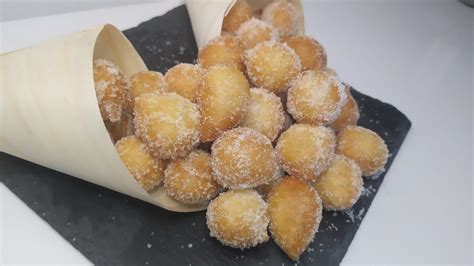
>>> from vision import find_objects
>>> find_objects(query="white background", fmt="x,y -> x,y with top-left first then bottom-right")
1,0 -> 473,265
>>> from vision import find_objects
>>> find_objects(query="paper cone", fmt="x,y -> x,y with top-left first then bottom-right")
0,24 -> 206,213
186,0 -> 305,48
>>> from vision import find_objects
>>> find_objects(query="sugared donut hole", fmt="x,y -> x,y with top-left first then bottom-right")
115,136 -> 166,191
134,92 -> 201,159
244,41 -> 301,93
336,126 -> 389,176
198,65 -> 250,142
211,127 -> 280,189
129,71 -> 165,108
287,70 -> 347,125
240,88 -> 285,141
276,124 -> 336,182
222,0 -> 253,33
93,59 -> 128,122
206,190 -> 269,249
314,155 -> 363,210
261,0 -> 299,38
164,63 -> 202,103
236,18 -> 279,50
198,35 -> 245,71
329,86 -> 360,132
282,36 -> 327,72
164,149 -> 221,204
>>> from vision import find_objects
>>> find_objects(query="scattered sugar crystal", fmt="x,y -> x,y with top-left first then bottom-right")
147,243 -> 152,248
188,243 -> 193,248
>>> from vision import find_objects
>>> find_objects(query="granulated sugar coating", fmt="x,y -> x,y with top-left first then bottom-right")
198,35 -> 245,71
206,190 -> 269,249
287,70 -> 347,125
222,0 -> 253,33
164,63 -> 202,103
314,155 -> 363,210
164,149 -> 221,204
329,85 -> 360,132
267,177 -> 323,261
198,65 -> 250,142
276,124 -> 336,182
261,0 -> 299,38
115,136 -> 166,191
236,18 -> 279,50
134,92 -> 200,159
211,127 -> 280,189
129,71 -> 165,109
282,35 -> 327,72
336,126 -> 389,176
244,41 -> 301,93
93,59 -> 129,122
240,88 -> 285,141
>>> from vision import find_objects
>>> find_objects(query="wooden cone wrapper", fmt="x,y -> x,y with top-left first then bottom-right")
0,24 -> 205,212
186,0 -> 305,48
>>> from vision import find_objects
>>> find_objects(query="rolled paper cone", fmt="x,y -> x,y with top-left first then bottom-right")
0,24 -> 206,213
186,0 -> 305,48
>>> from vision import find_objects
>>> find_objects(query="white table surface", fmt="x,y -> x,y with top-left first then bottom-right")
1,0 -> 472,264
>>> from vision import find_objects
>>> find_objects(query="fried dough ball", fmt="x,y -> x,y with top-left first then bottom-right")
236,18 -> 279,50
267,177 -> 322,261
244,41 -> 301,93
240,88 -> 285,141
276,124 -> 336,182
164,150 -> 221,204
93,59 -> 128,122
129,71 -> 165,108
164,63 -> 202,103
198,35 -> 245,71
105,111 -> 134,143
115,136 -> 166,191
134,92 -> 200,159
211,127 -> 280,189
206,190 -> 269,249
282,36 -> 327,71
336,126 -> 389,176
314,155 -> 363,210
198,65 -> 250,142
329,86 -> 360,132
287,70 -> 347,125
261,0 -> 299,38
222,0 -> 253,33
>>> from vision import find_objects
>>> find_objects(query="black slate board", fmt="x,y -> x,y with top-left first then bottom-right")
0,5 -> 411,266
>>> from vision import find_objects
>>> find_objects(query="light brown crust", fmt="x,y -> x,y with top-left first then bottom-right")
276,124 -> 336,182
115,136 -> 166,191
287,70 -> 347,125
244,41 -> 301,93
198,35 -> 245,71
336,126 -> 389,176
211,127 -> 280,189
134,92 -> 201,159
198,65 -> 250,142
240,87 -> 285,141
282,35 -> 327,71
164,63 -> 202,103
206,190 -> 269,249
267,177 -> 323,261
314,155 -> 363,210
93,59 -> 128,122
329,85 -> 360,132
222,0 -> 253,33
261,0 -> 299,38
164,149 -> 221,204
